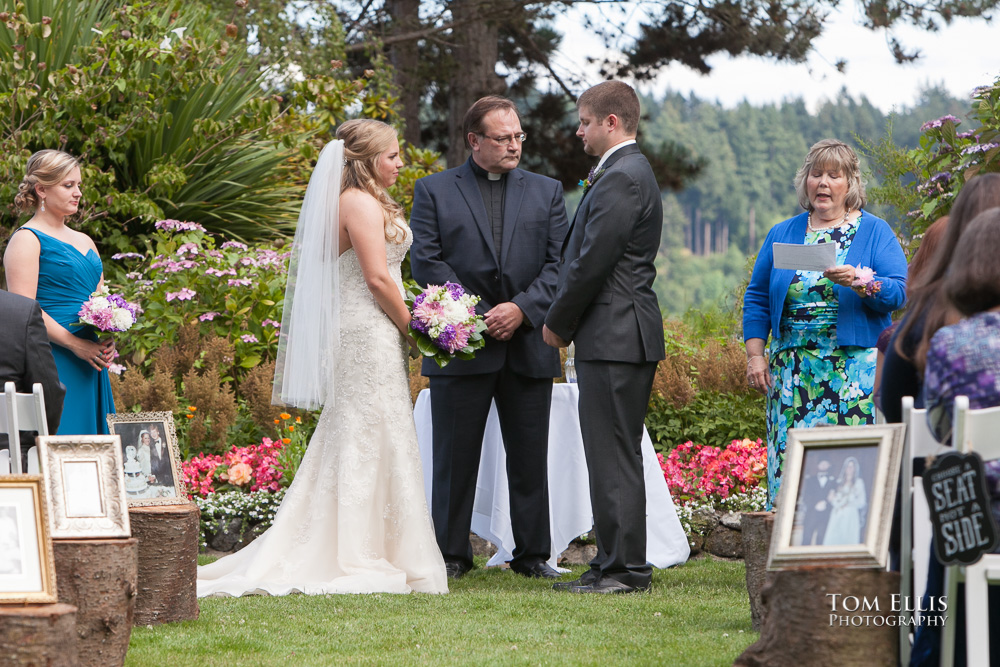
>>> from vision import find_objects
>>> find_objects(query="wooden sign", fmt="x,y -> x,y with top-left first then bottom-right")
922,451 -> 1000,565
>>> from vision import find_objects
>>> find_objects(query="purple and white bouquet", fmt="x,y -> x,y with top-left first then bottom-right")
405,281 -> 487,367
77,286 -> 141,332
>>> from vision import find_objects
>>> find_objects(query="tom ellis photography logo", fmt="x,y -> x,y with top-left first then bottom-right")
827,594 -> 948,627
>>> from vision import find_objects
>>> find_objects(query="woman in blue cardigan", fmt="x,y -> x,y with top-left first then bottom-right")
743,139 -> 907,512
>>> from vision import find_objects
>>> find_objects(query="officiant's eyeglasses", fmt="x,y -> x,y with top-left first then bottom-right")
479,132 -> 527,146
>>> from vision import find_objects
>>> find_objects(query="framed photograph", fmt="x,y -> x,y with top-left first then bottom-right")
106,412 -> 186,507
767,424 -> 905,570
0,476 -> 58,604
37,435 -> 131,539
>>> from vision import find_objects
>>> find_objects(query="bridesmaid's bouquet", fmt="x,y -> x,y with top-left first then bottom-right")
405,281 -> 487,367
77,286 -> 141,332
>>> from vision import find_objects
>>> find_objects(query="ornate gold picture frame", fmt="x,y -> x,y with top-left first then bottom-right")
106,411 -> 186,507
0,475 -> 58,604
37,435 -> 131,539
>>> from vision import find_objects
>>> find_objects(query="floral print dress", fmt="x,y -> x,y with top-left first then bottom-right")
765,222 -> 877,508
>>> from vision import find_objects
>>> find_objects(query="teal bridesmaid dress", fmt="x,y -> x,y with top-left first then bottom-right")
17,227 -> 115,435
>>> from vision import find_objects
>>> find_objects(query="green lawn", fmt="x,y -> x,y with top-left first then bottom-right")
125,556 -> 756,666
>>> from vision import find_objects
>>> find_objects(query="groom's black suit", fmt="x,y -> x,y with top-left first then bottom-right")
410,157 -> 568,571
545,143 -> 665,589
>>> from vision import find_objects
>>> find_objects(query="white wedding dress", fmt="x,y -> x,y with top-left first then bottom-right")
197,227 -> 449,596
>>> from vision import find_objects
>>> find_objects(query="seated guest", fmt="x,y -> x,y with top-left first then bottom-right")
873,216 -> 949,405
881,173 -> 1000,424
0,289 -> 65,471
914,207 -> 1000,667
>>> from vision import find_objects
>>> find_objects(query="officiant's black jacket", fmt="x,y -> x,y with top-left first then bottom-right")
410,158 -> 568,378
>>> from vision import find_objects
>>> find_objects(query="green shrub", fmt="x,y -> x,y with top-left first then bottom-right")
646,391 -> 765,453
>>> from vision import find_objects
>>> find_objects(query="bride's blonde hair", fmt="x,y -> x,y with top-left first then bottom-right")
337,119 -> 406,242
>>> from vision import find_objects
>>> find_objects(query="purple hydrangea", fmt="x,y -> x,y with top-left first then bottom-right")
920,115 -> 961,132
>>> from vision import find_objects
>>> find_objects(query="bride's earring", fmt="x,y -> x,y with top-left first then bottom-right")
40,199 -> 45,212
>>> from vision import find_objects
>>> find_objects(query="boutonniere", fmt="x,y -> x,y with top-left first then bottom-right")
579,166 -> 605,194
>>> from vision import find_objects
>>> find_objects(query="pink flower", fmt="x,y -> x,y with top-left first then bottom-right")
228,278 -> 253,287
241,334 -> 259,343
199,311 -> 220,321
261,319 -> 280,328
165,288 -> 197,302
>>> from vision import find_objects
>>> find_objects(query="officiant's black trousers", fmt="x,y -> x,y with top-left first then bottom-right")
429,369 -> 553,570
576,359 -> 657,589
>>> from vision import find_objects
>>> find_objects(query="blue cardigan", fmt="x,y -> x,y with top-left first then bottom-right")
743,211 -> 907,348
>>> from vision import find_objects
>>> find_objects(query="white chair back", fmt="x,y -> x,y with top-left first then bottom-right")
900,396 -> 951,663
0,382 -> 50,474
942,395 -> 1000,667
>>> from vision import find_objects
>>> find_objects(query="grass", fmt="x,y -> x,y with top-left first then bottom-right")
124,555 -> 757,666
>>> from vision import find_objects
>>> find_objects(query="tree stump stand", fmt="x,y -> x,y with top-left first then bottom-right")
52,537 -> 137,667
129,502 -> 200,626
734,567 -> 900,667
0,603 -> 80,666
740,511 -> 775,631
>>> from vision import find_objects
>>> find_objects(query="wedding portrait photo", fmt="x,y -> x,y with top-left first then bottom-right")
106,413 -> 184,505
3,0 -> 1000,663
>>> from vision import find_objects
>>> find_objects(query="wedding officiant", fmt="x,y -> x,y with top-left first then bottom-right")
409,96 -> 569,580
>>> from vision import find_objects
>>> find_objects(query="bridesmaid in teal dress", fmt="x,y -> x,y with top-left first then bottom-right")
4,150 -> 116,434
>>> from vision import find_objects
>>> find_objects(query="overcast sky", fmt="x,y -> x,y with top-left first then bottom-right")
553,6 -> 1000,113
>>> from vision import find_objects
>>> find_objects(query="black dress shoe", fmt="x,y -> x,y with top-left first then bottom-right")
552,569 -> 599,591
569,577 -> 651,594
511,560 -> 562,579
445,561 -> 471,579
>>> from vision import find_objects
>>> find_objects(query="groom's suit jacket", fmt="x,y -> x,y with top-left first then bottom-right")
410,158 -> 568,377
545,143 -> 665,363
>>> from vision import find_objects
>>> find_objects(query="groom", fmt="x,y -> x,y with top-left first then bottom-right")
410,96 -> 568,580
543,81 -> 665,594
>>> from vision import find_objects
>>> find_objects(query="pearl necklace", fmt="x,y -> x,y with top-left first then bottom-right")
808,209 -> 852,232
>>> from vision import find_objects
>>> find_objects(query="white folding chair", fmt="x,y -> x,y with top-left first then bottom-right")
901,396 -> 951,663
0,382 -> 50,474
941,395 -> 1000,667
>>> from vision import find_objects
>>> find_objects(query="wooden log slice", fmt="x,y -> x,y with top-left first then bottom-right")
128,502 -> 200,626
734,567 -> 900,667
0,603 -> 79,666
740,511 -> 775,631
52,538 -> 137,667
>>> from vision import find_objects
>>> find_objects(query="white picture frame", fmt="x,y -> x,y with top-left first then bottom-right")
37,435 -> 131,539
768,424 -> 905,570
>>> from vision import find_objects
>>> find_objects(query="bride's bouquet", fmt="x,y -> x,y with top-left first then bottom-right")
77,286 -> 141,332
405,281 -> 487,367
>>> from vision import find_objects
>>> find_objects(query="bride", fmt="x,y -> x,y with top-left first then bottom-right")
197,119 -> 448,596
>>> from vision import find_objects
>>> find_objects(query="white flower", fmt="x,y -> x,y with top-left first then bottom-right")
111,309 -> 135,330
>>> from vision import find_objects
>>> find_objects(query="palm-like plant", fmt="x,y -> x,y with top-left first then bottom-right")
0,0 -> 373,242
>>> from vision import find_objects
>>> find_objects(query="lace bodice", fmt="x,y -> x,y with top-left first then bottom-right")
339,225 -> 412,314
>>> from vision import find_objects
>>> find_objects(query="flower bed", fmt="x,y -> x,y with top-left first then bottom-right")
659,438 -> 768,555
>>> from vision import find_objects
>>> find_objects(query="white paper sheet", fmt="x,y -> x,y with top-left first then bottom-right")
772,242 -> 836,272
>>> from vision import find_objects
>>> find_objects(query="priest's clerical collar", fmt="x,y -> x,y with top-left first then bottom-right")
469,157 -> 505,181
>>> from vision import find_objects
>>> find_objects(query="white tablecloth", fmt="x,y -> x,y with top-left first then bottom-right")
415,383 -> 691,569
